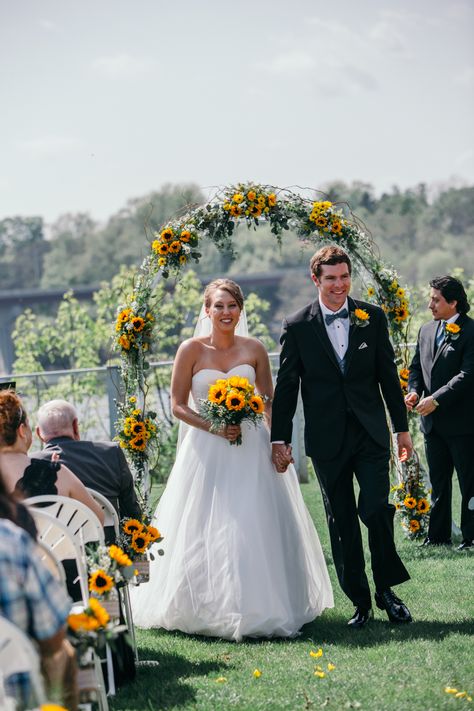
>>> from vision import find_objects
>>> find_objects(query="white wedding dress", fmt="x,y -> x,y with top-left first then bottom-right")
130,364 -> 333,641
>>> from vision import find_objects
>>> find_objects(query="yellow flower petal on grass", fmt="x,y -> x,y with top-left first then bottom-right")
444,687 -> 458,694
314,670 -> 326,678
455,692 -> 467,698
327,663 -> 336,671
253,669 -> 262,678
215,676 -> 227,683
310,648 -> 323,658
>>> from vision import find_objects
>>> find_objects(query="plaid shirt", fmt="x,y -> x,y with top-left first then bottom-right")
0,519 -> 71,705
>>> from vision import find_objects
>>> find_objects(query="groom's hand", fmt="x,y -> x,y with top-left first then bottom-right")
397,431 -> 413,462
272,443 -> 293,473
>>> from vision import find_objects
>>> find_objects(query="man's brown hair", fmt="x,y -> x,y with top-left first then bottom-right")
310,245 -> 352,278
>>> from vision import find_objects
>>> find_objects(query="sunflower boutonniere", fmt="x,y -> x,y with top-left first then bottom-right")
350,308 -> 370,328
445,322 -> 461,341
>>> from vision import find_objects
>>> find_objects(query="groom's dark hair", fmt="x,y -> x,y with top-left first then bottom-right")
310,245 -> 352,278
430,275 -> 470,314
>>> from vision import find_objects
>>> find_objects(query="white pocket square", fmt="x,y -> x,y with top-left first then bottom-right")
358,342 -> 368,350
446,345 -> 455,352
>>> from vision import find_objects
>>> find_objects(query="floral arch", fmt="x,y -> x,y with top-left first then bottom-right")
113,183 -> 414,522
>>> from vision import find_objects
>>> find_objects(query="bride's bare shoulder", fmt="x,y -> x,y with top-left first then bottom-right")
176,337 -> 209,358
237,335 -> 267,354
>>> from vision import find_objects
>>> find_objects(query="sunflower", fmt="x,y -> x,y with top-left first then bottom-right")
230,205 -> 242,217
123,519 -> 144,535
367,286 -> 375,297
247,190 -> 257,201
248,204 -> 262,218
399,379 -> 408,390
129,434 -> 146,451
161,227 -> 174,241
331,220 -> 343,235
151,239 -> 160,254
118,335 -> 131,350
223,202 -> 231,211
209,384 -> 226,404
232,192 -> 244,204
226,390 -> 246,411
179,254 -> 187,265
117,308 -> 132,323
249,395 -> 264,414
131,316 -> 145,332
446,323 -> 460,335
68,611 -> 98,632
109,544 -> 132,567
158,257 -> 167,266
146,525 -> 161,542
131,420 -> 146,436
267,193 -> 276,207
131,531 -> 151,554
399,368 -> 410,380
89,597 -> 110,626
168,240 -> 181,254
158,242 -> 169,255
228,376 -> 241,388
417,498 -> 430,514
354,308 -> 369,321
180,229 -> 191,242
403,496 -> 417,509
394,306 -> 409,321
408,519 -> 420,533
396,287 -> 405,298
257,195 -> 266,208
89,569 -> 114,595
315,215 -> 328,228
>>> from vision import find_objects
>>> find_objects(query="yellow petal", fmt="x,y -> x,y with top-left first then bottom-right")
314,671 -> 326,678
253,669 -> 262,678
327,663 -> 336,671
444,687 -> 458,694
455,692 -> 467,698
310,648 -> 323,658
215,676 -> 227,683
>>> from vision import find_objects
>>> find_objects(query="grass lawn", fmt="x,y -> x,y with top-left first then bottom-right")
111,482 -> 474,711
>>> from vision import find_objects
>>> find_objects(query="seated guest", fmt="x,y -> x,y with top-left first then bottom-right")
0,513 -> 78,710
0,461 -> 37,540
0,390 -> 104,526
35,399 -> 142,535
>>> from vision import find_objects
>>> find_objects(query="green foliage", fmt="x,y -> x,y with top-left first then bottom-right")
0,216 -> 47,289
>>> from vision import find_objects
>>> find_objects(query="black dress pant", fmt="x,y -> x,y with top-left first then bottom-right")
424,428 -> 474,543
312,415 -> 410,609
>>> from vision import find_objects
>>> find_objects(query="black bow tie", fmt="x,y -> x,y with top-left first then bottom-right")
325,308 -> 349,326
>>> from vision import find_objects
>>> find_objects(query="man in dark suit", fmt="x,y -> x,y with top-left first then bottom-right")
406,276 -> 474,550
34,399 -> 142,532
271,245 -> 413,628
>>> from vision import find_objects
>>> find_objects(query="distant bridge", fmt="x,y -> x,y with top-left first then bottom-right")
0,269 -> 301,374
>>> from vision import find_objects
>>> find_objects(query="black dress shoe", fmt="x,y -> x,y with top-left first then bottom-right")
347,607 -> 373,629
375,589 -> 412,623
421,538 -> 452,547
457,540 -> 473,550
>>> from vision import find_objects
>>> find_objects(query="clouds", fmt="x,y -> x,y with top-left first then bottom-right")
91,53 -> 156,79
17,135 -> 82,157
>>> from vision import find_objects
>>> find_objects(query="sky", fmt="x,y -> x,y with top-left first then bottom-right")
1,0 -> 473,224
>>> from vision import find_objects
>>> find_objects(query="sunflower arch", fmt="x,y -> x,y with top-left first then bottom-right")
113,183 -> 412,516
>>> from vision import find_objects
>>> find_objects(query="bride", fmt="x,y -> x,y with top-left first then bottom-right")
131,278 -> 333,640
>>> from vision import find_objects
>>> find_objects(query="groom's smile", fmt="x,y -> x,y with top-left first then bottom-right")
312,263 -> 352,311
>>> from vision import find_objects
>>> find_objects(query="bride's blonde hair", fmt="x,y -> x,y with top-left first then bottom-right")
203,279 -> 244,310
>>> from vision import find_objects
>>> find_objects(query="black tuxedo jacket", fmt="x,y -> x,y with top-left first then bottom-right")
271,297 -> 408,460
408,313 -> 474,435
33,437 -> 142,520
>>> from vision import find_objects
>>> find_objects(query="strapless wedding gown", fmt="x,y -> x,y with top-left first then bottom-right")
130,365 -> 333,641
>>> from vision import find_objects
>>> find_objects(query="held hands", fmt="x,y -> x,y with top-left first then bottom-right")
217,424 -> 241,442
415,396 -> 438,416
404,392 -> 419,411
271,443 -> 294,474
397,431 -> 413,462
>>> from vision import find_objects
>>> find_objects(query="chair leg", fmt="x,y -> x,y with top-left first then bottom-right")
121,584 -> 138,662
93,652 -> 109,711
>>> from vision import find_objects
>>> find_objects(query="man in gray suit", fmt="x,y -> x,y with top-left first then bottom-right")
34,399 -> 141,533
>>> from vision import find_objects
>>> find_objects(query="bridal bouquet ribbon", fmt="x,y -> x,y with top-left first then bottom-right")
199,376 -> 265,445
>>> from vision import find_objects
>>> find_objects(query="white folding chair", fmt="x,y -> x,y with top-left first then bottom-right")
35,539 -> 67,587
27,507 -> 90,603
25,495 -> 105,547
85,488 -> 138,660
0,616 -> 46,709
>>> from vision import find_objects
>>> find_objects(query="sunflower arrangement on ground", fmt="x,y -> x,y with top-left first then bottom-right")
67,597 -> 127,662
199,375 -> 265,446
391,454 -> 431,540
86,543 -> 136,600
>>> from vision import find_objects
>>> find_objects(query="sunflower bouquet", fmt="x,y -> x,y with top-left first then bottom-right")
199,375 -> 265,446
115,396 -> 159,463
86,544 -> 136,599
117,518 -> 164,561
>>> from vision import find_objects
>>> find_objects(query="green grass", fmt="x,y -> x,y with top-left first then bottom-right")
111,484 -> 474,711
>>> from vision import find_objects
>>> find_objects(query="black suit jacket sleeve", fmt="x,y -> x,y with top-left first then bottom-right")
375,309 -> 409,432
117,447 -> 142,520
270,318 -> 303,443
432,332 -> 474,407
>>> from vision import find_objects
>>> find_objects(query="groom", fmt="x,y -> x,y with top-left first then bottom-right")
271,245 -> 413,628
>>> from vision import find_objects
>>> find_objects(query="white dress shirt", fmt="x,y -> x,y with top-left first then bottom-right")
319,296 -> 350,360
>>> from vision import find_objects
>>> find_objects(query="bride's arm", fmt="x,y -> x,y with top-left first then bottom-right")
171,340 -> 238,440
253,340 -> 274,427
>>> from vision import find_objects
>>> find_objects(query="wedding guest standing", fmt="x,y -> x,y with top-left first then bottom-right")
271,245 -> 413,628
406,276 -> 474,549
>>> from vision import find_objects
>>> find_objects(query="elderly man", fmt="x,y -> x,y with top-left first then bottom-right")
0,518 -> 78,710
34,399 -> 141,534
